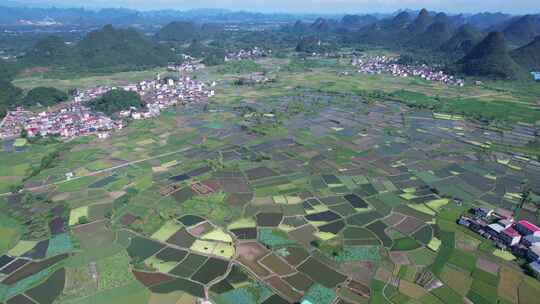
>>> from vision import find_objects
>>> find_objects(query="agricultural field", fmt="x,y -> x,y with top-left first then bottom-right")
1,55 -> 540,304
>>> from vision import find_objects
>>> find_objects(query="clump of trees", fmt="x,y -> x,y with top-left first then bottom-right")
87,89 -> 143,116
23,87 -> 69,107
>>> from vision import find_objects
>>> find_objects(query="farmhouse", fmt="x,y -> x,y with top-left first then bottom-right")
487,223 -> 505,238
523,234 -> 540,247
527,245 -> 540,262
473,207 -> 494,219
515,220 -> 540,236
500,227 -> 521,246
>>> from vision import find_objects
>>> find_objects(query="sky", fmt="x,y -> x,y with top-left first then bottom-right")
12,0 -> 540,14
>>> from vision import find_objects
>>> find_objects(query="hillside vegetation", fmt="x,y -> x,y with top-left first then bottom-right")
87,89 -> 143,116
457,32 -> 521,79
23,25 -> 177,73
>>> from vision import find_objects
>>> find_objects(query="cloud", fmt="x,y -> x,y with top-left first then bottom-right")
13,0 -> 540,14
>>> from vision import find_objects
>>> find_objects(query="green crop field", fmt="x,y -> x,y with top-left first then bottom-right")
2,39 -> 540,304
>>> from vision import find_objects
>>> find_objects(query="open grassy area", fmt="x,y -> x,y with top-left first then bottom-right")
0,213 -> 21,254
69,206 -> 89,226
13,68 -> 170,92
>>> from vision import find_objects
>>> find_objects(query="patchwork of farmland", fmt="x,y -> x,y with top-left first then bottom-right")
1,62 -> 540,304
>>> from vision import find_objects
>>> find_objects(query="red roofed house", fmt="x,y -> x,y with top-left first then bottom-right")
515,220 -> 540,236
500,227 -> 521,246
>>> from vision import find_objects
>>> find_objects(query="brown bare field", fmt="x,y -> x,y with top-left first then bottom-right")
133,270 -> 175,287
236,242 -> 271,278
399,280 -> 427,299
476,257 -> 500,275
394,216 -> 424,235
259,253 -> 295,276
498,266 -> 522,303
265,276 -> 303,302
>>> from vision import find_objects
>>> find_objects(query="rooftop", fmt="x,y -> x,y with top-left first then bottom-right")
530,261 -> 540,273
488,223 -> 505,233
502,227 -> 521,238
518,220 -> 540,232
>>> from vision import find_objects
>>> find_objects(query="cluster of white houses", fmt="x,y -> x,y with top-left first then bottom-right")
459,208 -> 540,278
351,55 -> 465,86
119,74 -> 215,120
0,74 -> 215,140
224,47 -> 269,61
0,105 -> 121,139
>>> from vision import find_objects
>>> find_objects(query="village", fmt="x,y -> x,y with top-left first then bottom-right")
459,207 -> 540,279
352,55 -> 465,86
225,46 -> 269,61
0,72 -> 216,140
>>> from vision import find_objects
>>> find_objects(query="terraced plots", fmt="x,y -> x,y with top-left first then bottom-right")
2,63 -> 540,304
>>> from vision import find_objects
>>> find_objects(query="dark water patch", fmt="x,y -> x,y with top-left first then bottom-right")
26,268 -> 65,304
169,254 -> 208,278
356,183 -> 378,197
366,221 -> 392,247
126,237 -> 164,260
256,213 -> 283,227
172,187 -> 195,204
210,279 -> 235,294
191,258 -> 229,284
305,211 -> 341,222
319,220 -> 346,234
187,166 -> 212,177
231,228 -> 257,240
261,294 -> 291,304
0,255 -> 15,269
22,240 -> 49,260
155,247 -> 188,263
89,175 -> 118,188
6,294 -> 35,304
150,277 -> 205,298
344,194 -> 368,209
322,174 -> 341,185
245,167 -> 278,181
298,257 -> 347,288
170,174 -> 190,182
166,228 -> 197,248
0,259 -> 29,275
178,215 -> 206,226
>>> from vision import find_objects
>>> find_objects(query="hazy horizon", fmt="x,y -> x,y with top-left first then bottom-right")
9,0 -> 540,15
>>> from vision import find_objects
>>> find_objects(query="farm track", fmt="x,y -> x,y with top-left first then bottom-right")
0,147 -> 191,196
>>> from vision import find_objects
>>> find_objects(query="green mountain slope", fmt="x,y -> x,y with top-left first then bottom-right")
458,31 -> 521,79
440,24 -> 483,56
503,14 -> 540,46
408,9 -> 433,34
23,25 -> 176,72
412,21 -> 454,49
156,21 -> 198,41
511,36 -> 540,71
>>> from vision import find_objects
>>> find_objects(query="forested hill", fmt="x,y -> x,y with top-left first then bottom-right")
511,36 -> 540,71
457,32 -> 521,79
22,25 -> 178,72
0,60 -> 23,118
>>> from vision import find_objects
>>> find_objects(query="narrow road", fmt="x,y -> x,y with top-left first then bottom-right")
1,147 -> 190,196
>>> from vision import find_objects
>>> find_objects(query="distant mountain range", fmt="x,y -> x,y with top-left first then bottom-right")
3,4 -> 540,80
289,9 -> 540,78
0,4 -> 334,27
